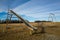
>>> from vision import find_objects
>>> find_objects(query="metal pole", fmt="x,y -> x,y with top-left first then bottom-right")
10,10 -> 37,31
6,0 -> 9,29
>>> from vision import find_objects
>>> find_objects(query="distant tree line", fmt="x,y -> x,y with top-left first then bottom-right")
35,20 -> 52,23
0,19 -> 29,24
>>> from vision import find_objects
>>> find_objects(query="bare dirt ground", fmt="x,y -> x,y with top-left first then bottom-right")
0,22 -> 60,40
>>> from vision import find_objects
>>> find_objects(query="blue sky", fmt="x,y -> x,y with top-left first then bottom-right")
0,0 -> 60,22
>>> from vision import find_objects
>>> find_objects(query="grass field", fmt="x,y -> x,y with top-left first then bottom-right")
0,22 -> 60,40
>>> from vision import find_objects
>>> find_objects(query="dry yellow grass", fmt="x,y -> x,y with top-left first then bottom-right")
0,22 -> 60,40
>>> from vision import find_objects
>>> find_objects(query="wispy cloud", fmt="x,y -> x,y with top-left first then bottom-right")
13,0 -> 60,22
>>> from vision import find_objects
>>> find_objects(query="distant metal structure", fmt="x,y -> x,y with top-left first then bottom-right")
48,13 -> 56,22
6,0 -> 10,29
6,0 -> 18,29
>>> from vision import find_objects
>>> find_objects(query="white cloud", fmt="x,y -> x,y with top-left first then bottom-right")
13,0 -> 60,22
